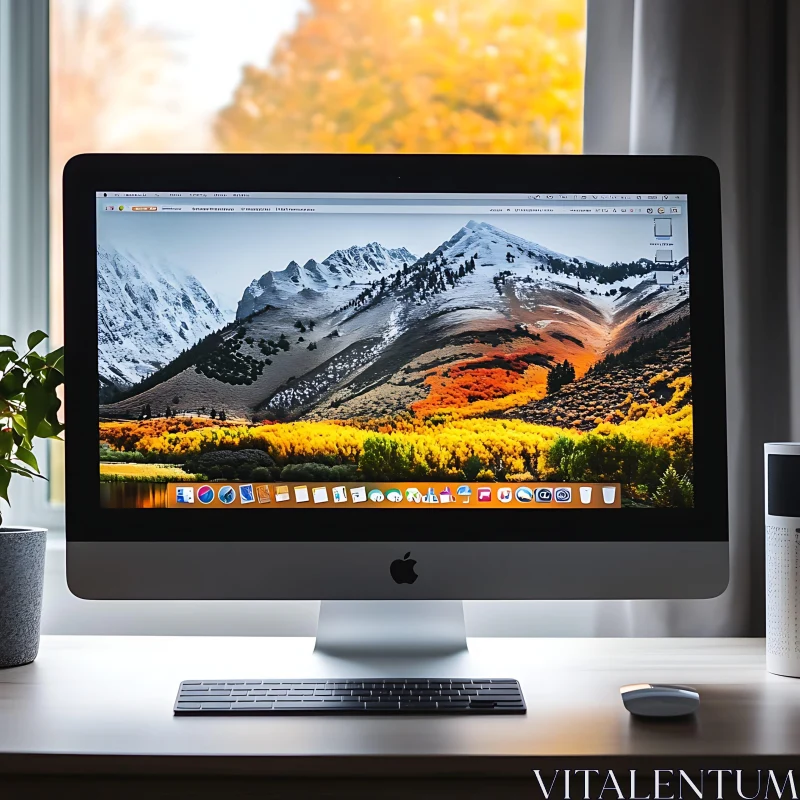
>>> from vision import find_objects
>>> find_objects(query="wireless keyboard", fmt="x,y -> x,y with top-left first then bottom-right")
174,678 -> 526,714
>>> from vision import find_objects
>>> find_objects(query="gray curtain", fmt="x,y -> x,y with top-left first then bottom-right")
585,0 -> 800,635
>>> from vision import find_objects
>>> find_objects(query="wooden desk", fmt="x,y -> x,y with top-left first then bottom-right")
0,637 -> 797,798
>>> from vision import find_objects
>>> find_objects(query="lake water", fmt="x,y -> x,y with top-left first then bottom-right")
100,482 -> 168,509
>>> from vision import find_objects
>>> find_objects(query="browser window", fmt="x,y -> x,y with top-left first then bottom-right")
96,192 -> 691,511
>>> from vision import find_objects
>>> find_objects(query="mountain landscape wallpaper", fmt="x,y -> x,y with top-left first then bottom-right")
98,212 -> 693,509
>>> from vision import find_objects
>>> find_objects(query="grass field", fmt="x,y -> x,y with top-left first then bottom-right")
99,462 -> 201,483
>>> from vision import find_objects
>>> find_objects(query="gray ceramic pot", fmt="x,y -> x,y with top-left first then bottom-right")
0,527 -> 47,668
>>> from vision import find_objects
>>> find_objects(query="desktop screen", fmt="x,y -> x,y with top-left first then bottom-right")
96,192 -> 691,511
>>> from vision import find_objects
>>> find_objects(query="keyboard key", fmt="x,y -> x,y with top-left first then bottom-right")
201,702 -> 231,710
176,702 -> 201,709
475,694 -> 521,702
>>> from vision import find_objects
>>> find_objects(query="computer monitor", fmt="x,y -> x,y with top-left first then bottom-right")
64,155 -> 728,608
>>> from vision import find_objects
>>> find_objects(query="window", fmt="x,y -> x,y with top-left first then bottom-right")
48,0 -> 586,505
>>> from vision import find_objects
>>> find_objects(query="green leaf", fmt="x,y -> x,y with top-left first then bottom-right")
43,365 -> 64,392
0,350 -> 17,371
35,418 -> 64,439
0,468 -> 10,504
0,335 -> 15,348
45,346 -> 64,367
0,368 -> 24,398
26,330 -> 48,351
0,458 -> 36,478
15,446 -> 39,474
10,415 -> 28,447
23,377 -> 49,440
26,353 -> 46,372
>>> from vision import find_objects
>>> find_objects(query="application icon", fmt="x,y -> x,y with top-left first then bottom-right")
497,487 -> 513,504
368,489 -> 385,503
350,486 -> 367,503
579,486 -> 593,504
439,486 -> 455,504
535,487 -> 553,503
275,485 -> 290,502
218,485 -> 236,505
118,205 -> 124,211
197,485 -> 215,504
477,487 -> 492,502
294,485 -> 310,503
239,484 -> 255,504
554,487 -> 572,503
602,486 -> 617,504
405,487 -> 423,503
176,487 -> 194,504
332,485 -> 347,503
385,488 -> 402,503
255,485 -> 271,504
312,486 -> 329,504
422,488 -> 439,504
457,485 -> 472,504
515,486 -> 533,503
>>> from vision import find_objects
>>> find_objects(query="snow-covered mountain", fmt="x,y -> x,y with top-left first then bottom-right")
97,245 -> 226,388
430,219 -> 573,265
237,242 -> 416,319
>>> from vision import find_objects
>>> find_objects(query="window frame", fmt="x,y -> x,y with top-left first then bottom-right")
0,0 -> 61,530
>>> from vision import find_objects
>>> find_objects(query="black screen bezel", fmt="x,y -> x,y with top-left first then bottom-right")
64,153 -> 727,543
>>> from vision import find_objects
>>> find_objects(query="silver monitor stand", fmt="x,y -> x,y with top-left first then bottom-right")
315,600 -> 467,656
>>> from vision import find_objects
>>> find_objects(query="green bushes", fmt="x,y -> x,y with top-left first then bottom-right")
99,442 -> 146,463
653,464 -> 694,508
545,434 -> 692,506
279,462 -> 359,481
183,449 -> 280,480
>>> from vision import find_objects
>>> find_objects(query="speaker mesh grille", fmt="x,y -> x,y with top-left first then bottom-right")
766,524 -> 797,657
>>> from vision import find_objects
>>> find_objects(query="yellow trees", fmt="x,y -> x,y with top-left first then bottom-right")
215,0 -> 586,155
120,412 -> 691,484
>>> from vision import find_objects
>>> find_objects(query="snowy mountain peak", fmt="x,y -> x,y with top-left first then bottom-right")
97,245 -> 226,389
237,242 -> 417,319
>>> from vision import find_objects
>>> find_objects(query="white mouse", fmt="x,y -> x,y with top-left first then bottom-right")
620,683 -> 700,717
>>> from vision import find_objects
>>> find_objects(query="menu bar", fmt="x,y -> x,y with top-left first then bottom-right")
98,191 -> 688,201
102,203 -> 683,216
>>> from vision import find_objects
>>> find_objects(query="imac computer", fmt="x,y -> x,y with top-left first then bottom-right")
64,154 -> 728,653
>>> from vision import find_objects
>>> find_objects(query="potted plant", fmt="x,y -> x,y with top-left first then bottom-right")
0,331 -> 64,668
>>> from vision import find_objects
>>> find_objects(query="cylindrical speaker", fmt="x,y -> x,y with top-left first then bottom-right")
766,443 -> 800,677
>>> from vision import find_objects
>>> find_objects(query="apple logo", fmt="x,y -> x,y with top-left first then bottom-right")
390,551 -> 418,584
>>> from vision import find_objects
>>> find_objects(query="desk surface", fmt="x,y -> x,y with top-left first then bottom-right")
0,636 -> 797,776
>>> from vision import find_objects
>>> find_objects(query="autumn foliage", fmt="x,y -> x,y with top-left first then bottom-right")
100,378 -> 694,505
215,0 -> 585,155
99,418 -> 219,452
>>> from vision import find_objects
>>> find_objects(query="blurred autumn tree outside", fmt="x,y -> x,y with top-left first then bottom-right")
216,0 -> 586,155
50,0 -> 183,338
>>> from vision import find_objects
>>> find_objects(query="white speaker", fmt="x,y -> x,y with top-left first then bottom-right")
765,443 -> 800,677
